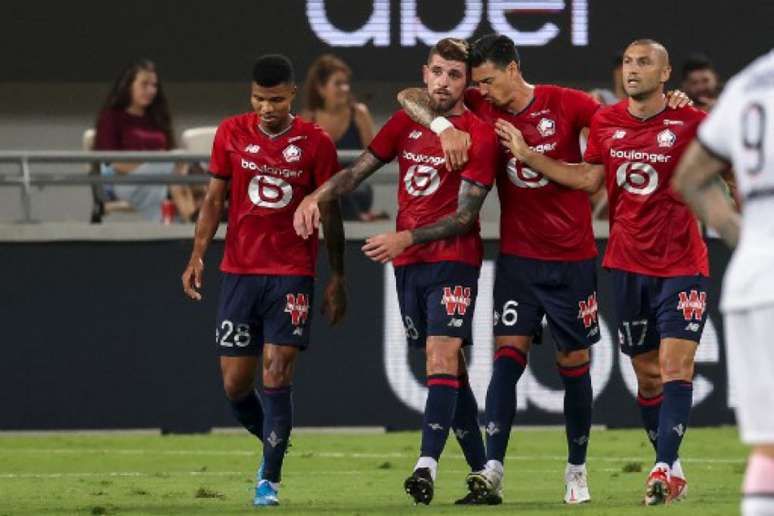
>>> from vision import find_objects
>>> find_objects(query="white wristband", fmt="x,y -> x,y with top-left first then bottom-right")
430,116 -> 453,135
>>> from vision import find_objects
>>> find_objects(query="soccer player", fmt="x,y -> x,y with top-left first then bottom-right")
497,39 -> 707,505
674,50 -> 773,516
181,54 -> 346,507
294,38 -> 498,505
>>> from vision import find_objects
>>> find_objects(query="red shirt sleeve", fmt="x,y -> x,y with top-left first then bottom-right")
209,121 -> 232,178
312,131 -> 341,187
368,111 -> 408,162
583,115 -> 604,164
562,87 -> 601,131
95,110 -> 121,150
461,120 -> 498,188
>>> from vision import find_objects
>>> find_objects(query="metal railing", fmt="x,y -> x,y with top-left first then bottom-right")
0,149 -> 396,223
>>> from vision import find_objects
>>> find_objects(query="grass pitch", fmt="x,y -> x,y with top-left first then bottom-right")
0,427 -> 746,515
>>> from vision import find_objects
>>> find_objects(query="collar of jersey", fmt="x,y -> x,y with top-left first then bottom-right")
257,114 -> 296,139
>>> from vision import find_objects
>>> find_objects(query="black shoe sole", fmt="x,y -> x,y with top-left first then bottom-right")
466,475 -> 502,505
404,475 -> 434,505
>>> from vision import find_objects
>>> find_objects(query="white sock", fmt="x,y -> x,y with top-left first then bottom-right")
671,458 -> 685,479
566,462 -> 586,473
485,459 -> 504,475
415,456 -> 438,481
742,497 -> 774,516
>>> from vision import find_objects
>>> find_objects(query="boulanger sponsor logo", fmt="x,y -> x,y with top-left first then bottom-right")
529,141 -> 557,154
536,117 -> 556,137
404,164 -> 440,196
657,129 -> 677,148
401,150 -> 445,166
248,175 -> 293,208
240,158 -> 302,179
615,161 -> 659,195
507,158 -> 549,188
382,263 -> 725,417
610,148 -> 671,163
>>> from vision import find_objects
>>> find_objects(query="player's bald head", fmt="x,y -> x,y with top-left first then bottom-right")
626,39 -> 670,67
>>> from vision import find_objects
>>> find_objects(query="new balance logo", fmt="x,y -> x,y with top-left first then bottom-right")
673,424 -> 685,437
293,327 -> 304,336
447,318 -> 463,328
428,423 -> 444,431
573,435 -> 589,446
677,290 -> 706,321
454,429 -> 469,440
685,322 -> 700,332
409,130 -> 423,139
485,422 -> 500,436
577,293 -> 598,329
266,431 -> 283,448
441,286 -> 472,316
244,144 -> 260,154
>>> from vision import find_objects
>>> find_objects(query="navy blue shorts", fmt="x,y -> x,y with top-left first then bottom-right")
610,269 -> 708,356
394,261 -> 480,348
215,273 -> 314,356
493,254 -> 600,351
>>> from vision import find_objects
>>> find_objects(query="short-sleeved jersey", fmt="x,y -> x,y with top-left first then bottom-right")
698,50 -> 774,310
368,110 -> 497,268
465,85 -> 600,261
584,102 -> 708,277
210,113 -> 339,276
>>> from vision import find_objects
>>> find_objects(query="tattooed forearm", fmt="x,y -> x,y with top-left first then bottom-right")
319,200 -> 346,274
397,88 -> 435,128
314,151 -> 384,203
411,180 -> 489,245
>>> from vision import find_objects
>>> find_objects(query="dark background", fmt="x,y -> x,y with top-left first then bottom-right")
0,238 -> 734,432
4,1 -> 773,85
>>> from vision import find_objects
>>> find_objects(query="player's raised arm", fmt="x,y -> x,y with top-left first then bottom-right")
673,141 -> 740,247
495,118 -> 604,193
362,179 -> 489,264
293,150 -> 384,239
182,176 -> 227,300
397,87 -> 471,171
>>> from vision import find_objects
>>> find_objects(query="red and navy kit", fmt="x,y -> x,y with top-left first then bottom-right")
584,102 -> 709,350
210,113 -> 339,276
466,86 -> 601,349
369,109 -> 497,345
465,85 -> 599,261
368,110 -> 497,268
210,113 -> 338,351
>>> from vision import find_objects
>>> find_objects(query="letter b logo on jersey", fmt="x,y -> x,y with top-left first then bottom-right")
507,158 -> 549,189
248,175 -> 293,208
616,161 -> 658,195
404,164 -> 440,196
441,286 -> 472,316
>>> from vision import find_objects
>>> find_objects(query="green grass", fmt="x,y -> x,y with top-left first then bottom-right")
0,427 -> 747,515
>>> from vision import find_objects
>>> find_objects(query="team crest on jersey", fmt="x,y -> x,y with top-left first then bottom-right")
657,129 -> 677,148
284,293 -> 309,326
577,292 -> 599,329
244,144 -> 260,154
677,290 -> 706,321
613,129 -> 627,139
409,130 -> 423,139
282,144 -> 302,162
441,286 -> 472,316
536,117 -> 556,137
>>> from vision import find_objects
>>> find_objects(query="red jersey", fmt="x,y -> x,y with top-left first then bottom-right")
465,85 -> 600,261
584,102 -> 709,277
368,110 -> 497,268
210,113 -> 339,276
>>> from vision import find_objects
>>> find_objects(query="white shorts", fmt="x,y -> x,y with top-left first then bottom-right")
725,305 -> 774,444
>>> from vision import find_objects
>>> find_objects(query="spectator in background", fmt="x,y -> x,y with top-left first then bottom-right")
681,54 -> 720,111
589,53 -> 625,106
302,54 -> 388,222
95,59 -> 197,222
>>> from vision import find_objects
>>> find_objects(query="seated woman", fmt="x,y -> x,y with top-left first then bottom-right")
95,58 -> 196,222
301,54 -> 388,221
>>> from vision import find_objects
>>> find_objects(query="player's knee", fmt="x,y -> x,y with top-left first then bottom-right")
263,356 -> 293,387
660,354 -> 694,381
634,367 -> 662,396
556,348 -> 590,368
222,373 -> 254,401
495,335 -> 531,355
426,339 -> 460,375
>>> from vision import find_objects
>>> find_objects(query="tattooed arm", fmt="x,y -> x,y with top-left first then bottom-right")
318,199 -> 347,325
362,180 -> 489,263
294,151 -> 384,239
397,88 -> 471,170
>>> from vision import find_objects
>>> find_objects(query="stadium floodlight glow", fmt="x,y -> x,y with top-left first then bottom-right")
307,0 -> 589,48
